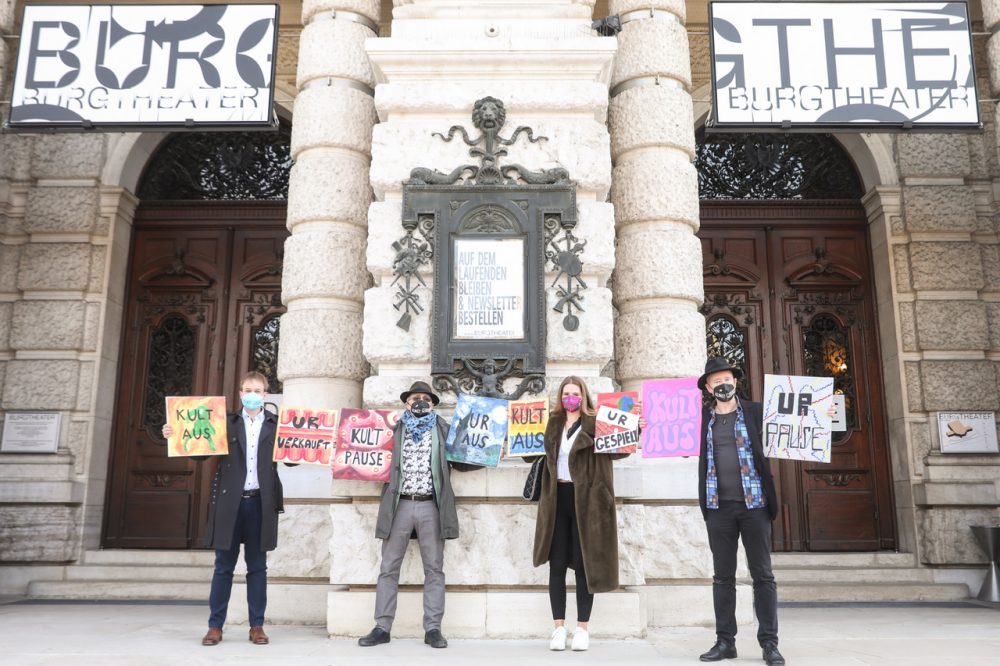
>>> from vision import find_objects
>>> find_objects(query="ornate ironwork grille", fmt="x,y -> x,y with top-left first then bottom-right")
252,315 -> 282,393
705,315 -> 751,401
143,316 -> 196,439
802,314 -> 857,438
696,130 -> 862,200
137,124 -> 292,200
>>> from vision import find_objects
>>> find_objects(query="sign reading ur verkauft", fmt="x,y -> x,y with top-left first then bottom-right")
709,2 -> 980,131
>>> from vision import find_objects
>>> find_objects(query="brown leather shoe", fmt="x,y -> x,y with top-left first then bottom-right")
201,627 -> 222,646
249,626 -> 269,645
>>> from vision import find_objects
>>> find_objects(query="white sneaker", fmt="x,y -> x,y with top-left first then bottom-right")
549,626 -> 567,651
571,628 -> 589,651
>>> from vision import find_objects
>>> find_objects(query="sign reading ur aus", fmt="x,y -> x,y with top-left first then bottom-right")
8,4 -> 279,129
709,2 -> 980,130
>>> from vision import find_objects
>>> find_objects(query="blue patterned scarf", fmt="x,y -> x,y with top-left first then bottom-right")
402,410 -> 437,442
705,401 -> 766,511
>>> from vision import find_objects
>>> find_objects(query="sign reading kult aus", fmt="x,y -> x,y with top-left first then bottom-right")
709,2 -> 980,130
9,4 -> 278,130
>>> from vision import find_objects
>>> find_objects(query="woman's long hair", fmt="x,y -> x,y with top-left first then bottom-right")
551,375 -> 596,417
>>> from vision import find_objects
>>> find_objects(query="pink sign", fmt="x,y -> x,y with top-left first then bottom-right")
333,409 -> 398,482
641,377 -> 703,458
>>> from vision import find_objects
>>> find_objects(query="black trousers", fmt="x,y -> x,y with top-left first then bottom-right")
705,500 -> 778,647
548,483 -> 594,622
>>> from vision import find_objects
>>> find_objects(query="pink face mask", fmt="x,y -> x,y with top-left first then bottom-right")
561,394 -> 583,412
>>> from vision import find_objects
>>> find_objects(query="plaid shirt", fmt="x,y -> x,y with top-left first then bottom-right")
705,400 -> 767,511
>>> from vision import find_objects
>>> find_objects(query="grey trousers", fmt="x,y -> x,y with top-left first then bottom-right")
374,498 -> 445,632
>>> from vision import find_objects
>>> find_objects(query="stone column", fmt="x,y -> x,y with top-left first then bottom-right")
278,0 -> 381,411
608,0 -> 704,392
606,1 -> 749,628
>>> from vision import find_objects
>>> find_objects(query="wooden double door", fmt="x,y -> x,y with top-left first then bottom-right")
103,203 -> 288,549
699,202 -> 895,551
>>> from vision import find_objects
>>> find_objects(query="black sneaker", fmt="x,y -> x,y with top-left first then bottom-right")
424,628 -> 448,648
358,626 -> 390,647
763,643 -> 785,665
700,640 -> 737,661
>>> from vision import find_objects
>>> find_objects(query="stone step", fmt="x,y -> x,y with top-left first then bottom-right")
64,565 -> 211,582
779,582 -> 969,603
27,580 -> 207,601
775,567 -> 935,584
771,552 -> 916,568
82,549 -> 215,567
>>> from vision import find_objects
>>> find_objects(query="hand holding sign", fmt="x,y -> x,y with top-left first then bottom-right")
165,396 -> 228,457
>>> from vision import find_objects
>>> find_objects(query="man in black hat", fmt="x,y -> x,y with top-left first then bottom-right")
696,358 -> 784,666
358,380 -> 477,649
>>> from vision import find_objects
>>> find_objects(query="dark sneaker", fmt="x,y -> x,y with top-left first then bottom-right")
424,628 -> 448,648
763,643 -> 786,665
358,626 -> 390,647
700,640 -> 738,661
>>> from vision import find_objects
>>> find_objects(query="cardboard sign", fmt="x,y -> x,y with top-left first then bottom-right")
506,398 -> 548,457
762,374 -> 834,463
333,409 -> 397,482
446,394 -> 508,467
594,392 -> 640,454
165,396 -> 228,457
274,407 -> 337,466
641,378 -> 702,458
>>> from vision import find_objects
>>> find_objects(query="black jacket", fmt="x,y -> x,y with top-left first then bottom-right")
204,411 -> 285,551
697,399 -> 778,521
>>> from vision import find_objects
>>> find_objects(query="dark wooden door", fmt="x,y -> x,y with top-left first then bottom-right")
103,203 -> 287,549
700,202 -> 896,551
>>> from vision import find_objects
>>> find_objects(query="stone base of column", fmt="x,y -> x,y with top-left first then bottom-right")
327,589 -> 644,638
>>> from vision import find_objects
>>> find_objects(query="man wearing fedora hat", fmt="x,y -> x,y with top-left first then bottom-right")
358,380 -> 477,649
696,358 -> 784,666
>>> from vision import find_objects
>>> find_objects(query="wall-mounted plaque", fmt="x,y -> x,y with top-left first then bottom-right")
937,412 -> 999,454
1,412 -> 61,453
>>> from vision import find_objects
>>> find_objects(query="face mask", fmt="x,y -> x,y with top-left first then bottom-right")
713,383 -> 737,402
241,392 -> 264,411
409,398 -> 431,417
561,394 -> 583,412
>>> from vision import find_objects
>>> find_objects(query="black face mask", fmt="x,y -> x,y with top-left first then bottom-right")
409,398 -> 431,417
713,383 -> 737,402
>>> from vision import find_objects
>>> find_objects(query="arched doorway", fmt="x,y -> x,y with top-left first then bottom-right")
696,131 -> 896,552
102,127 -> 291,549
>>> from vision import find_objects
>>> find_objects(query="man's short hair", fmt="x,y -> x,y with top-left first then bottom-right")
240,371 -> 269,389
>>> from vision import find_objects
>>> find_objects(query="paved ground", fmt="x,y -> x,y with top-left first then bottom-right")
0,599 -> 997,665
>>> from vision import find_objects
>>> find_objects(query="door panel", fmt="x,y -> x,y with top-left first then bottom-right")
700,202 -> 895,552
103,204 -> 287,549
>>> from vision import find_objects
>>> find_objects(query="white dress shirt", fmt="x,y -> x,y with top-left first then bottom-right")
556,422 -> 581,482
242,409 -> 264,491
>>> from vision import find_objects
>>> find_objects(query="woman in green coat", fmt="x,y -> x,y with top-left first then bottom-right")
532,376 -> 632,652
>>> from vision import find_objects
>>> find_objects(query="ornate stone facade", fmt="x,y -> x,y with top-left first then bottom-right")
0,0 -> 997,639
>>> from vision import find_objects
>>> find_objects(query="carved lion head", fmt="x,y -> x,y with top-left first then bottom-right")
472,96 -> 506,132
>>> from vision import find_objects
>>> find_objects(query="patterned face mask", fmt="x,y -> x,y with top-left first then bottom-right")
561,394 -> 583,412
409,398 -> 431,416
713,383 -> 736,402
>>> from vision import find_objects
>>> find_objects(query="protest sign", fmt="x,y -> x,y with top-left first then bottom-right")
333,409 -> 397,482
446,394 -> 508,467
641,378 -> 702,458
762,374 -> 834,463
594,392 -> 640,454
507,398 -> 547,457
274,407 -> 338,466
165,396 -> 228,457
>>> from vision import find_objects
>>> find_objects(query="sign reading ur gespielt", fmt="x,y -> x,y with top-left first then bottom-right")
709,1 -> 980,131
8,4 -> 279,130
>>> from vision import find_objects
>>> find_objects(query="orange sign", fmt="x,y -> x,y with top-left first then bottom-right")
165,396 -> 228,457
274,407 -> 338,466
